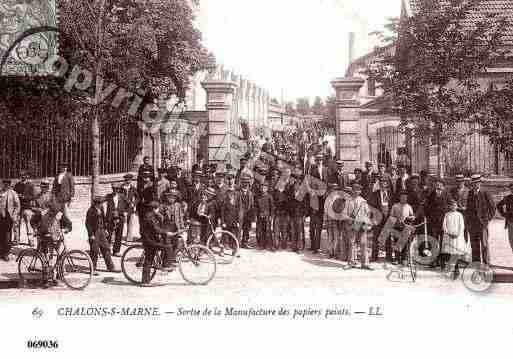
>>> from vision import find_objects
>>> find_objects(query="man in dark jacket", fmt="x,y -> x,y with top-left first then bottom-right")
137,171 -> 156,237
105,184 -> 129,256
142,201 -> 181,285
14,170 -> 37,245
424,179 -> 450,267
369,177 -> 392,262
137,156 -> 155,193
52,162 -> 75,232
85,196 -> 119,275
497,182 -> 513,254
361,161 -> 376,200
465,174 -> 496,264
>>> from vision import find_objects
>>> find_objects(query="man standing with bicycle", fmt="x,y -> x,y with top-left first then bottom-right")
142,201 -> 182,285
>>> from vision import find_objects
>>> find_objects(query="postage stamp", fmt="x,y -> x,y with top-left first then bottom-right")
0,0 -> 57,76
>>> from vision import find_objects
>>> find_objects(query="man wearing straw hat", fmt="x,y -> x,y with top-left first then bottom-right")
465,174 -> 495,264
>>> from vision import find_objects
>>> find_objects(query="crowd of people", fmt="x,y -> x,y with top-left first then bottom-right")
1,124 -> 512,284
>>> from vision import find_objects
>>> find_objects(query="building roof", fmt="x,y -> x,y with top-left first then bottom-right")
405,0 -> 513,45
346,0 -> 513,77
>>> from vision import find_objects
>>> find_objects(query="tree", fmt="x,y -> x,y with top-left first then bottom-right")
367,0 -> 510,176
311,96 -> 324,115
0,0 -> 214,195
296,97 -> 311,116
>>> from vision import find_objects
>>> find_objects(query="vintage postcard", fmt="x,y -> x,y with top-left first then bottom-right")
1,0 -> 513,357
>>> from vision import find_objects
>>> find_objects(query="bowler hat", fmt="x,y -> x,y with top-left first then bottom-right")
336,160 -> 344,166
124,173 -> 134,180
455,174 -> 465,182
2,179 -> 11,185
40,181 -> 50,188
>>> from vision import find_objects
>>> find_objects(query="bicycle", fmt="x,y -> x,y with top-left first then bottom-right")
397,217 -> 429,282
17,227 -> 93,290
201,214 -> 239,265
121,226 -> 217,286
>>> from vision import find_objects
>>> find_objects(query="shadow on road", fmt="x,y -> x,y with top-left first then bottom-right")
101,276 -> 188,287
302,255 -> 347,269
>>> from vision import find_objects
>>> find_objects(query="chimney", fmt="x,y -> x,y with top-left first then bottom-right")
348,32 -> 355,65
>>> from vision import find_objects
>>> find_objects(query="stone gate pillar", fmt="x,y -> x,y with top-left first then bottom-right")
201,80 -> 238,169
331,77 -> 364,172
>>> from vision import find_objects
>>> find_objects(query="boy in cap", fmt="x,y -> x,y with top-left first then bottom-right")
255,181 -> 274,250
137,171 -> 157,237
105,183 -> 128,256
192,188 -> 217,244
345,182 -> 373,270
85,196 -> 118,275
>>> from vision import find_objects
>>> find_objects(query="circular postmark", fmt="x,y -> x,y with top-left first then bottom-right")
0,26 -> 59,76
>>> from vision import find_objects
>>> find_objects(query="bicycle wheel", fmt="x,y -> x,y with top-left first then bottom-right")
59,250 -> 93,290
18,249 -> 45,285
178,245 -> 216,285
408,239 -> 418,282
206,230 -> 239,264
121,245 -> 157,285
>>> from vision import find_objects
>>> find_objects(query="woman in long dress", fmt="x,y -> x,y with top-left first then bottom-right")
441,199 -> 468,278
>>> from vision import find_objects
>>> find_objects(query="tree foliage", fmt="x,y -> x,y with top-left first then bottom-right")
0,0 -> 215,132
367,0 -> 510,145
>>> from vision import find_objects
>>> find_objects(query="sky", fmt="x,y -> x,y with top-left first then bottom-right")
196,0 -> 402,102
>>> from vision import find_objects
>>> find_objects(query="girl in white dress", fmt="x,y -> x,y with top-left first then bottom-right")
441,199 -> 467,278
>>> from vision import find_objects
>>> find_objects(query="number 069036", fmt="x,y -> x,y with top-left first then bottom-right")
27,340 -> 59,349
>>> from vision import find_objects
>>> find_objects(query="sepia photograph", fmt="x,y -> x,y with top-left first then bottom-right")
1,0 -> 513,357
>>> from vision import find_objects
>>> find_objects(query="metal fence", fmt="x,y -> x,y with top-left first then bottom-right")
373,123 -> 504,177
0,120 -> 140,179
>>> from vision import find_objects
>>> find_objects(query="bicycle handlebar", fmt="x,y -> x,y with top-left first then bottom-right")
140,227 -> 189,249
